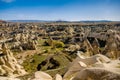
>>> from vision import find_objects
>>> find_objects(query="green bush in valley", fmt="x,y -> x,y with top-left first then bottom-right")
53,41 -> 65,48
43,39 -> 65,48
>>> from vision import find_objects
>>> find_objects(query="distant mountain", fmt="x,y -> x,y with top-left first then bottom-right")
7,20 -> 70,23
74,20 -> 112,23
7,20 -> 52,22
7,20 -> 112,23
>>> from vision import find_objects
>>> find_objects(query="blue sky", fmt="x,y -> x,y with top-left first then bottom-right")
0,0 -> 120,21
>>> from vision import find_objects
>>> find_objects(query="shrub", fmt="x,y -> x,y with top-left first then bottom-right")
53,41 -> 65,48
43,39 -> 65,48
43,41 -> 50,46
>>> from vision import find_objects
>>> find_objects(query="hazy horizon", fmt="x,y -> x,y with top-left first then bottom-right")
0,0 -> 120,21
6,19 -> 120,22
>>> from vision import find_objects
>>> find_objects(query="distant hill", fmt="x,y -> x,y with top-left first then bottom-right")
7,20 -> 113,23
0,20 -> 6,23
74,20 -> 112,23
7,20 -> 54,23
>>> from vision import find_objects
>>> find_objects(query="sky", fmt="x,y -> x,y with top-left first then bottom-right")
0,0 -> 120,21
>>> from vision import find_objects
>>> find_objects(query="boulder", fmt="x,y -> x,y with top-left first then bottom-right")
54,74 -> 62,80
31,71 -> 52,80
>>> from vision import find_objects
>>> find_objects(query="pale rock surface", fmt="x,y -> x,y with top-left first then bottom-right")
63,52 -> 112,79
0,76 -> 20,80
30,71 -> 52,80
72,68 -> 120,80
0,43 -> 27,77
63,52 -> 120,80
54,74 -> 62,80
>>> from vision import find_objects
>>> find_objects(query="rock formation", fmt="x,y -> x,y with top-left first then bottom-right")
0,76 -> 20,80
11,33 -> 37,50
29,71 -> 63,80
29,71 -> 52,80
72,68 -> 120,80
63,51 -> 120,80
104,29 -> 120,59
54,74 -> 62,80
65,44 -> 80,52
0,43 -> 27,77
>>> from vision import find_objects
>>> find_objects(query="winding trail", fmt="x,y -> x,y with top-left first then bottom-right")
15,49 -> 40,64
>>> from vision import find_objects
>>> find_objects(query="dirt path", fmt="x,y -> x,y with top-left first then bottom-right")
15,49 -> 40,64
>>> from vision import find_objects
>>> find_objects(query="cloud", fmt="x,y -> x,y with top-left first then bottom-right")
1,0 -> 15,3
